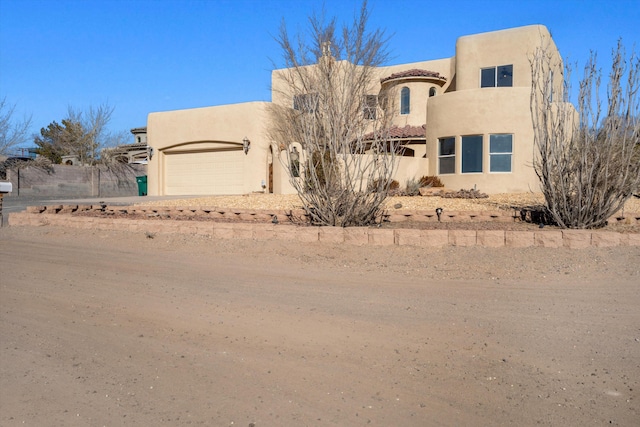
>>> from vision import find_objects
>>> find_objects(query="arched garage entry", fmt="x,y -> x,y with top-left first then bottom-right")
161,141 -> 245,195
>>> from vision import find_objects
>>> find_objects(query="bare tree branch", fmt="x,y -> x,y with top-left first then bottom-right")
269,1 -> 397,227
0,97 -> 32,156
530,39 -> 640,228
34,103 -> 120,166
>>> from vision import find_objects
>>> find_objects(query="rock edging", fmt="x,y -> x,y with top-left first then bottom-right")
8,206 -> 640,248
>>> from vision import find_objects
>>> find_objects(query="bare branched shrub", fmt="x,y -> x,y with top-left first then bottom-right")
404,178 -> 421,196
531,40 -> 640,228
418,175 -> 444,188
0,97 -> 32,156
268,2 -> 398,227
0,156 -> 53,180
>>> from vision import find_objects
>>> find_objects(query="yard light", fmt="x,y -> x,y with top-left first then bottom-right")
290,146 -> 300,178
436,207 -> 443,222
290,146 -> 299,162
243,137 -> 251,154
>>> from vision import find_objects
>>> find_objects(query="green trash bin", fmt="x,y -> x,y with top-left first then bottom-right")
136,175 -> 147,196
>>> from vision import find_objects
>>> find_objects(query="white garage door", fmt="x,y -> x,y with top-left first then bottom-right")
164,150 -> 244,195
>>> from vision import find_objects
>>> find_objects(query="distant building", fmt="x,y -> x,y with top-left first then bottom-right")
102,127 -> 149,164
146,25 -> 563,196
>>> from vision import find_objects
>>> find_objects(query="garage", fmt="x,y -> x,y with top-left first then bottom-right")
164,149 -> 244,195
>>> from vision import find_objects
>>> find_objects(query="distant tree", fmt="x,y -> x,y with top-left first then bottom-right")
34,120 -> 70,164
34,103 -> 118,165
268,1 -> 398,227
0,97 -> 32,155
530,39 -> 640,228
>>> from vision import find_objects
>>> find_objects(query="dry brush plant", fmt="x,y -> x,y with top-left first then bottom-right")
530,39 -> 640,229
0,97 -> 32,156
268,2 -> 399,227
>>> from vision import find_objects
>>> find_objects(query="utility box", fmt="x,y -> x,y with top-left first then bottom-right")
0,182 -> 12,193
135,176 -> 147,196
0,181 -> 12,227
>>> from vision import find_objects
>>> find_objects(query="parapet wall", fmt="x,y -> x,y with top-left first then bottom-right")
8,204 -> 640,248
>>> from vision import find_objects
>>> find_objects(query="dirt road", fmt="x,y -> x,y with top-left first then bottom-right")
1,226 -> 639,426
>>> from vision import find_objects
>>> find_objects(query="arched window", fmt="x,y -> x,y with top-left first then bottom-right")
429,87 -> 436,97
400,87 -> 410,114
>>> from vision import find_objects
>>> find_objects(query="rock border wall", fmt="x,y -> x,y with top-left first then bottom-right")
8,204 -> 640,248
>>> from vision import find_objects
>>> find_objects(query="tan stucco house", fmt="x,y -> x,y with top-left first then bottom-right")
147,24 -> 561,196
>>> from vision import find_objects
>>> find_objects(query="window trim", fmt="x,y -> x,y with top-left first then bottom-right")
461,134 -> 483,174
400,87 -> 410,115
363,95 -> 377,120
489,134 -> 513,173
480,64 -> 513,88
293,93 -> 319,113
438,136 -> 456,175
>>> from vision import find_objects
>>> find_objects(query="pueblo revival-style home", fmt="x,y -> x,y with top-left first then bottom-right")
146,25 -> 562,196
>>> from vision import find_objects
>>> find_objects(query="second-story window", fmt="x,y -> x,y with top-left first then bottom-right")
363,95 -> 377,120
481,65 -> 513,88
293,93 -> 319,113
400,87 -> 410,114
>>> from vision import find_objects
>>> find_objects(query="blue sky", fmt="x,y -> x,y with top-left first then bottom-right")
1,0 -> 638,147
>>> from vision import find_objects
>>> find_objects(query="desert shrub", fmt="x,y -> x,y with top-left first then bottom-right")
442,188 -> 488,199
387,180 -> 403,196
269,3 -> 396,227
404,178 -> 421,196
418,175 -> 444,188
531,40 -> 640,228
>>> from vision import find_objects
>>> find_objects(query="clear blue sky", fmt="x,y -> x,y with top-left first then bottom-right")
1,0 -> 638,147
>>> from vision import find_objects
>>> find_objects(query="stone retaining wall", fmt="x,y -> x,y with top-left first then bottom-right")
8,205 -> 640,248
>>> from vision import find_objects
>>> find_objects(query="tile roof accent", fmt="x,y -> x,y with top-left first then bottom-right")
381,69 -> 446,84
389,124 -> 426,138
363,124 -> 426,141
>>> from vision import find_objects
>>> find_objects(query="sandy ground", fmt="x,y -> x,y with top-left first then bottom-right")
1,226 -> 639,426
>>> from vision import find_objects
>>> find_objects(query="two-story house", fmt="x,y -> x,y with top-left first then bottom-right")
146,24 -> 561,196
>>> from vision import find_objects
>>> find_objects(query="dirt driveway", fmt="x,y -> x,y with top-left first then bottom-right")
1,226 -> 639,426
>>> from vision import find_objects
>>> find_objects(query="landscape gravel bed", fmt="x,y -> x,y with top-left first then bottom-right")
135,192 -> 640,213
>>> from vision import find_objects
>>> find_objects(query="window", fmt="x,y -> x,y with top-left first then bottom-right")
438,137 -> 455,174
400,87 -> 410,114
481,64 -> 513,88
429,87 -> 436,97
293,93 -> 318,112
490,134 -> 512,172
462,135 -> 483,173
363,95 -> 377,120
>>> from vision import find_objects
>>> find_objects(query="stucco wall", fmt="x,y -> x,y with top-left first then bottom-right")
147,25 -> 562,196
455,25 -> 554,91
426,87 -> 538,194
147,102 -> 293,196
376,58 -> 454,128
